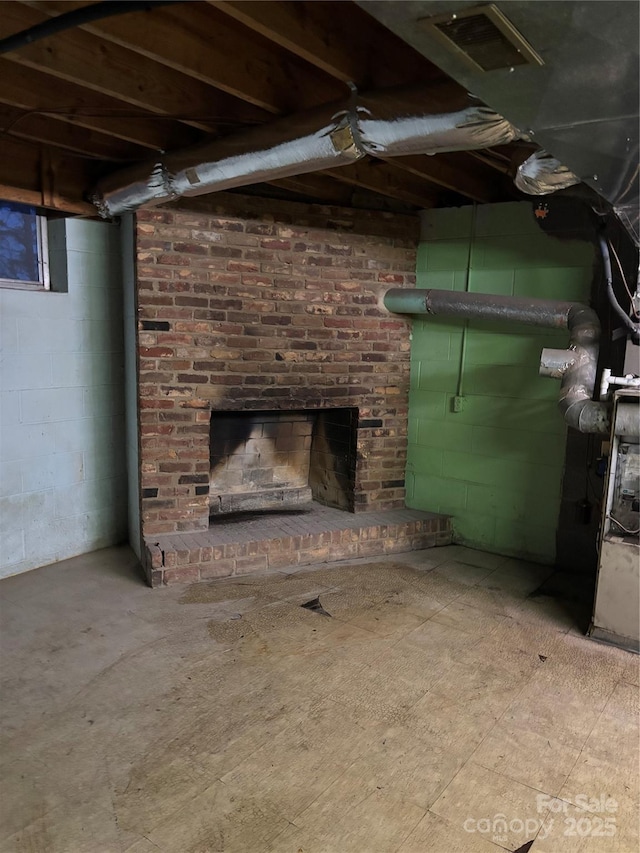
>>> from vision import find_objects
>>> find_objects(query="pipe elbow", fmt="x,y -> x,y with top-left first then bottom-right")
567,304 -> 600,331
567,305 -> 601,349
562,399 -> 611,435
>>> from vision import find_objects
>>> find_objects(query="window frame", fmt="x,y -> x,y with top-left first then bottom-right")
0,206 -> 51,291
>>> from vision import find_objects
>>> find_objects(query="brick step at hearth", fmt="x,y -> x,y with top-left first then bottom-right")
144,503 -> 451,586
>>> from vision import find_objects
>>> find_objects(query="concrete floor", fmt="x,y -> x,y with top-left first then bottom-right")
0,544 -> 638,853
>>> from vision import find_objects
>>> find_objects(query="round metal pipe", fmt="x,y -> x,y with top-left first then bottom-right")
539,348 -> 577,379
560,305 -> 602,432
383,289 -> 429,316
384,287 -> 615,434
570,400 -> 638,436
615,403 -> 640,436
383,288 -> 576,329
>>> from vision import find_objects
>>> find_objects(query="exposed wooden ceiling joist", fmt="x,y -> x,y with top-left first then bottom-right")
0,104 -> 150,162
268,175 -> 357,207
0,1 -> 526,216
2,2 -> 267,132
22,0 -> 346,114
387,153 -> 505,204
267,174 -> 419,213
208,0 -> 443,89
325,160 -> 437,209
0,59 -> 202,151
0,136 -> 97,214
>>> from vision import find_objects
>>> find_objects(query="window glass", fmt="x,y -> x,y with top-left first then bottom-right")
0,201 -> 42,284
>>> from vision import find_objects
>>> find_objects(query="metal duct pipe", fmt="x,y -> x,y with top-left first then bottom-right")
91,100 -> 365,217
383,288 -> 638,436
91,83 -> 523,217
384,288 -> 578,328
514,150 -> 581,196
549,305 -> 607,434
355,84 -> 521,157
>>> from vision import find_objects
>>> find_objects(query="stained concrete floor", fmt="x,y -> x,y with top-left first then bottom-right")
0,544 -> 638,853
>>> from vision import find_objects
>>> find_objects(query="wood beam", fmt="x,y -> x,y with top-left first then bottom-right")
324,159 -> 437,209
0,105 -> 151,162
22,0 -> 346,114
2,3 -> 267,133
0,59 -> 202,151
386,153 -> 499,203
209,0 -> 442,88
470,143 -> 537,176
0,138 -> 97,214
268,175 -> 356,206
269,174 -> 419,212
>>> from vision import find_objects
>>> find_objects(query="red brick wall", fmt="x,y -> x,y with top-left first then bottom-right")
135,194 -> 419,537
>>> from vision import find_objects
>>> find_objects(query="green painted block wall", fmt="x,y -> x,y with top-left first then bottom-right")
406,202 -> 595,563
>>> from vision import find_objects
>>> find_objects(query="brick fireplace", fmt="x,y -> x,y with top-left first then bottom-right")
135,194 -> 451,585
209,408 -> 358,514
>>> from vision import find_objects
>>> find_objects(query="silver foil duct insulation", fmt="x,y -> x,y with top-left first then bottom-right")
515,150 -> 581,196
91,102 -> 365,217
91,84 -> 524,218
356,86 -> 521,157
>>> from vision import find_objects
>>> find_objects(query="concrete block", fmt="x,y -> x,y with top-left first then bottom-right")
17,318 -> 81,354
0,460 -> 22,498
20,387 -> 85,424
0,529 -> 25,570
0,354 -> 53,391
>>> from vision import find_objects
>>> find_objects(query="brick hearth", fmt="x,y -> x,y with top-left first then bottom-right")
146,505 -> 452,586
134,194 -> 446,586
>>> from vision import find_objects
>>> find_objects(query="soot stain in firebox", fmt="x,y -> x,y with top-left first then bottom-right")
209,413 -> 256,473
210,507 -> 312,524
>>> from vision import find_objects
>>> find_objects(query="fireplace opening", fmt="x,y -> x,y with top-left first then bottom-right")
209,408 -> 358,517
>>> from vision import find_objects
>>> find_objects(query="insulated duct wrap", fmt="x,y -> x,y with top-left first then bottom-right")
355,85 -> 521,157
92,163 -> 169,220
515,150 -> 581,196
91,84 -> 524,217
92,103 -> 364,217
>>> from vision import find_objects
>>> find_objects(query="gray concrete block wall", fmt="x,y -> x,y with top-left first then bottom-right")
0,218 -> 127,577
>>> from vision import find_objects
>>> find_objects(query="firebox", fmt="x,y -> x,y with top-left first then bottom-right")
209,408 -> 358,516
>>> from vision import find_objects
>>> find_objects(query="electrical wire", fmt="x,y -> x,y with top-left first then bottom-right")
615,163 -> 640,204
607,239 -> 639,320
599,235 -> 639,339
0,1 -> 180,56
609,514 -> 640,536
455,202 -> 477,399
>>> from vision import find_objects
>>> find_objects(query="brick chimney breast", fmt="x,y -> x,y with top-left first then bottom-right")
135,195 -> 419,552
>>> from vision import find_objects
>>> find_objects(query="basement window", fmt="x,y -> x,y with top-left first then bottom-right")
0,201 -> 50,290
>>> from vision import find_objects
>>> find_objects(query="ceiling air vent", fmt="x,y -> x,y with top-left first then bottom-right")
418,4 -> 544,72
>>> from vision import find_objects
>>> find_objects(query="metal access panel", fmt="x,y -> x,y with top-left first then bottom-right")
590,390 -> 640,652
